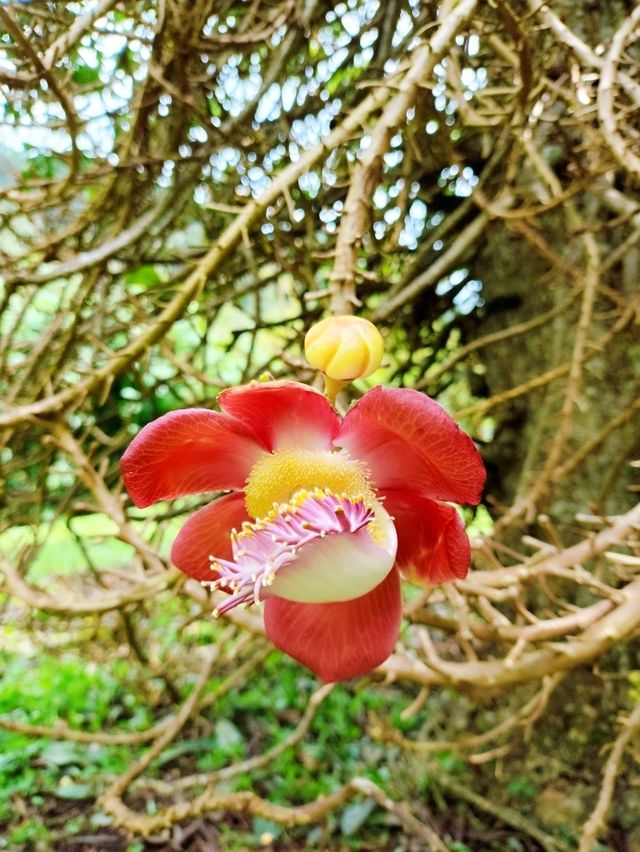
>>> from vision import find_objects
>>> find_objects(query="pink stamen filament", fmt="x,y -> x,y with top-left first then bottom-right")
207,492 -> 374,616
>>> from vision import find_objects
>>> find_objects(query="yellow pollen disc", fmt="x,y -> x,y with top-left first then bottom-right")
244,448 -> 375,519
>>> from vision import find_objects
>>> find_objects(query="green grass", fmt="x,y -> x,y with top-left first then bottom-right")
0,511 -> 182,579
0,634 -> 425,848
0,651 -> 151,837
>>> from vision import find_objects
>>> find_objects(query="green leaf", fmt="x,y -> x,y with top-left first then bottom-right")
40,741 -> 85,767
72,65 -> 100,85
215,718 -> 244,750
0,745 -> 38,772
54,782 -> 92,800
252,817 -> 281,841
340,799 -> 376,836
207,95 -> 223,118
124,265 -> 162,287
90,811 -> 113,828
22,153 -> 63,181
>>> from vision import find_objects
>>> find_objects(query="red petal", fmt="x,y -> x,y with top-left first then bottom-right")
264,567 -> 402,682
218,380 -> 340,452
383,489 -> 471,585
171,493 -> 249,581
336,386 -> 485,504
121,409 -> 263,508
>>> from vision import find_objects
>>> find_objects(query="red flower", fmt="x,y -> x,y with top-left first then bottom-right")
121,381 -> 485,682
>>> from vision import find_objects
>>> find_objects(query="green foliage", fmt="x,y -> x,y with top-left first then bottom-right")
123,265 -> 163,288
0,629 -> 411,846
3,818 -> 50,848
340,799 -> 376,836
71,64 -> 100,85
0,651 -> 152,845
506,776 -> 538,800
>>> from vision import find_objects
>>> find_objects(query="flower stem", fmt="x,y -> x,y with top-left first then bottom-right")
323,375 -> 349,405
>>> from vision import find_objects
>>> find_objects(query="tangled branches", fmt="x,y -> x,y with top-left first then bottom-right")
1,0 -> 640,847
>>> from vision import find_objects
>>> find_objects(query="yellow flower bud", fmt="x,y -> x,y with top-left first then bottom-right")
304,315 -> 384,381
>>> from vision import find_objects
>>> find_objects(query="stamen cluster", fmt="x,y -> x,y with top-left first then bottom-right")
208,489 -> 374,616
